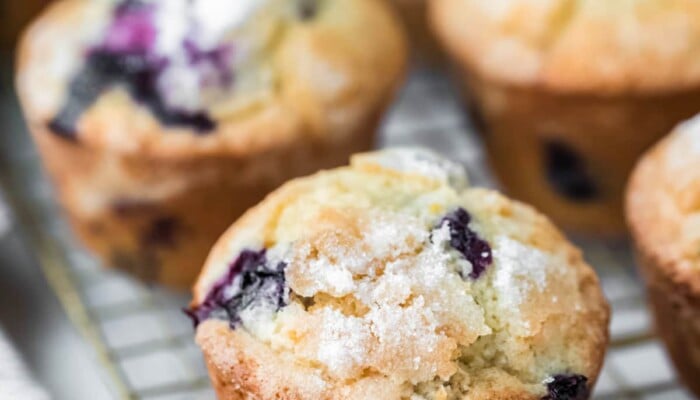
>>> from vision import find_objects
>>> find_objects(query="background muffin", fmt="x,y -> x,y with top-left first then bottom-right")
627,115 -> 700,397
431,0 -> 700,235
188,148 -> 610,399
16,0 -> 407,288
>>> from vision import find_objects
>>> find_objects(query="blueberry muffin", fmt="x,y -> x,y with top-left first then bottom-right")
627,115 -> 700,397
187,148 -> 610,399
16,0 -> 407,288
431,0 -> 700,235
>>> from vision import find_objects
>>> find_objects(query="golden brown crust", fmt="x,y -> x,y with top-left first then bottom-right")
197,320 -> 608,400
431,0 -> 700,94
198,321 -> 411,400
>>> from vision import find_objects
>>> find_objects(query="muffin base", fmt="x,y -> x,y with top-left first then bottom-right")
636,249 -> 700,397
462,70 -> 700,235
29,120 -> 377,289
197,321 -> 408,400
197,319 -> 605,400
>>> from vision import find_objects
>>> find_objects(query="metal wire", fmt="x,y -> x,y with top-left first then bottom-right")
1,68 -> 691,399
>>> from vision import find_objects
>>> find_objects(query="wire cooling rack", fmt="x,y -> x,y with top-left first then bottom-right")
0,68 -> 694,399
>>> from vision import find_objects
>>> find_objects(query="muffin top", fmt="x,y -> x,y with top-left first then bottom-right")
627,114 -> 700,292
16,0 -> 405,157
431,0 -> 700,94
188,148 -> 609,399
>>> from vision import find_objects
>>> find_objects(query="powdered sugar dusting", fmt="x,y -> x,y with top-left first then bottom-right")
293,297 -> 459,383
153,0 -> 264,56
150,0 -> 279,112
492,236 -> 581,335
290,241 -> 356,297
282,210 -> 490,383
493,236 -> 549,307
312,308 -> 373,379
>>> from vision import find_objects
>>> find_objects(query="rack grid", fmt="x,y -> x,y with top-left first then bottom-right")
0,68 -> 693,399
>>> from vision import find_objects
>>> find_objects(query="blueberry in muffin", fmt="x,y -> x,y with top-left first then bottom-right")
16,0 -> 407,287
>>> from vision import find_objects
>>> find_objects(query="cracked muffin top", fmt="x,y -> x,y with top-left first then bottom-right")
188,148 -> 610,399
16,0 -> 405,156
431,0 -> 700,93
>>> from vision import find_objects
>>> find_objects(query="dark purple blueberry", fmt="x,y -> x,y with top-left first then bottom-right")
185,249 -> 288,329
437,208 -> 492,280
48,1 -> 216,137
544,140 -> 598,201
542,374 -> 589,400
298,0 -> 319,20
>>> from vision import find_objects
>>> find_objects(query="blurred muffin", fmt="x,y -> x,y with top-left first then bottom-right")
0,0 -> 50,51
187,148 -> 610,399
627,115 -> 700,397
431,0 -> 700,235
16,0 -> 407,288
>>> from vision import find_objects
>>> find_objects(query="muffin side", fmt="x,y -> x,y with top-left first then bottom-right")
189,148 -> 610,399
466,73 -> 700,235
626,115 -> 700,396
